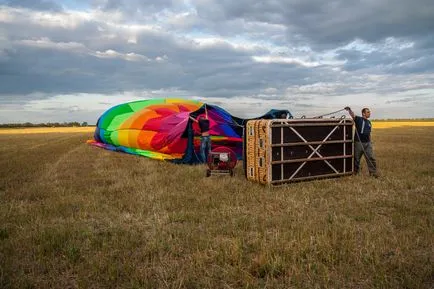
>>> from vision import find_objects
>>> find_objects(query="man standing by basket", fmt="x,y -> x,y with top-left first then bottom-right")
345,106 -> 379,178
190,106 -> 211,163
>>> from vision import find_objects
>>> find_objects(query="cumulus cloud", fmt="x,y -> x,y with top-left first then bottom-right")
0,0 -> 433,123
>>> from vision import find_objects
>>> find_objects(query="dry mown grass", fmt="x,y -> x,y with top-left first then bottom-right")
0,126 -> 433,288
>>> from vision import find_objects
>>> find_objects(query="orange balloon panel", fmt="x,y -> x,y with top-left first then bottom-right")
137,130 -> 158,150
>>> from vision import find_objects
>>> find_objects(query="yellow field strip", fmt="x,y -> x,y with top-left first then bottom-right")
372,122 -> 434,129
0,127 -> 95,134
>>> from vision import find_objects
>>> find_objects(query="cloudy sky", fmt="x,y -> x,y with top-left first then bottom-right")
0,0 -> 433,123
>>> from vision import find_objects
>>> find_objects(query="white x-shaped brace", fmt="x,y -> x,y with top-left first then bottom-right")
288,119 -> 345,180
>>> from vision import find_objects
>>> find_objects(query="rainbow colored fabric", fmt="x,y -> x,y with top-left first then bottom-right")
87,98 -> 245,162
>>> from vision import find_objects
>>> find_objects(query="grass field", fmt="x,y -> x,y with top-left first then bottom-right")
0,124 -> 433,288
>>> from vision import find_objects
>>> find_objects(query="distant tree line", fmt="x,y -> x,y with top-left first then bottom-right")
0,122 -> 93,128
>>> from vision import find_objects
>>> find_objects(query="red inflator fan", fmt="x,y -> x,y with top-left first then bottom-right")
206,146 -> 237,177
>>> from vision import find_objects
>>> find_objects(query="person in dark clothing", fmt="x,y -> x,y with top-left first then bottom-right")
190,107 -> 211,162
345,106 -> 379,177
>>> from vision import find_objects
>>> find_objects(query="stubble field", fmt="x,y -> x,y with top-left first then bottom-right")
0,124 -> 433,288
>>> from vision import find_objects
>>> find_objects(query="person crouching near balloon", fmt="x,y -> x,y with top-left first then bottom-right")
190,107 -> 211,163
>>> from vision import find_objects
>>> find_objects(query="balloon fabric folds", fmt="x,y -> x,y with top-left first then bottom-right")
87,98 -> 291,164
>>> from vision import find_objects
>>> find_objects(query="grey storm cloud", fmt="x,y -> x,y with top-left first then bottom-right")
5,0 -> 62,11
94,0 -> 174,11
191,0 -> 434,47
385,95 -> 432,104
89,0 -> 188,17
385,97 -> 414,104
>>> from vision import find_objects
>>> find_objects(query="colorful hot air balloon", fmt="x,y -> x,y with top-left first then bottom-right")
87,98 -> 291,164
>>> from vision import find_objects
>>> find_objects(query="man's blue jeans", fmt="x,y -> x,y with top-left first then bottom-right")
200,136 -> 211,162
